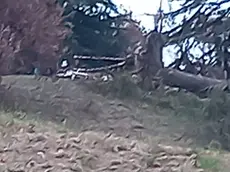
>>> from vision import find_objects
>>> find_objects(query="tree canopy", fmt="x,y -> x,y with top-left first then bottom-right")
1,0 -> 230,94
0,0 -> 133,75
0,0 -> 70,75
59,0 -> 130,56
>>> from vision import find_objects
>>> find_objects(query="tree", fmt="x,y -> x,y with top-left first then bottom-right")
0,0 -> 135,75
56,0 -> 132,70
0,0 -> 70,75
133,0 -> 230,94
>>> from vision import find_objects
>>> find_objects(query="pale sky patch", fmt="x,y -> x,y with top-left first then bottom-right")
113,0 -> 182,65
113,0 -> 169,30
112,0 -> 230,66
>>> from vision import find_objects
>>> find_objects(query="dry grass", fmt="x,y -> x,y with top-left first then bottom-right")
1,74 -> 230,171
87,74 -> 230,150
0,110 -> 205,172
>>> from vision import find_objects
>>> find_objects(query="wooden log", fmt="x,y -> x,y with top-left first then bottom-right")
158,69 -> 227,92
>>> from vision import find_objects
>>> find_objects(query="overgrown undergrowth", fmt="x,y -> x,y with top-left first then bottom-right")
87,73 -> 230,150
88,73 -> 230,120
1,74 -> 230,151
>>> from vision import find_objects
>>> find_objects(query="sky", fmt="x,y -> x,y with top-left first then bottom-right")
112,0 -> 230,66
112,0 -> 180,65
113,0 -> 169,30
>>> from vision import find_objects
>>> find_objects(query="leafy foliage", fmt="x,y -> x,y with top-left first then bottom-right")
0,0 -> 132,75
0,0 -> 70,75
58,0 -> 131,59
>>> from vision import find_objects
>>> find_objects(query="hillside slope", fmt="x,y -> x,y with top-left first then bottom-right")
0,75 -> 229,172
1,75 -> 190,146
0,114 -> 205,172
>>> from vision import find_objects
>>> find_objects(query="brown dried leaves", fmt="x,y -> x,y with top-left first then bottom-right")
0,123 -> 204,172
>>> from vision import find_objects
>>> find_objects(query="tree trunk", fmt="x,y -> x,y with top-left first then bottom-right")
137,31 -> 166,90
157,68 -> 228,93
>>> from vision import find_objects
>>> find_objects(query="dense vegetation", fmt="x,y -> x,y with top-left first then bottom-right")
1,0 -> 230,150
0,0 -> 133,75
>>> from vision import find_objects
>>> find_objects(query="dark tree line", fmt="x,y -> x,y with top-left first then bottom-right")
0,0 -> 133,75
59,0 -> 130,56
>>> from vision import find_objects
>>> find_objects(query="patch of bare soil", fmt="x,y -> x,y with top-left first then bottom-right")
0,121 -> 203,172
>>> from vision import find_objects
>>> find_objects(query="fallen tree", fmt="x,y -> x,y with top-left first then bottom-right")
123,27 -> 229,96
128,0 -> 230,95
158,68 -> 227,92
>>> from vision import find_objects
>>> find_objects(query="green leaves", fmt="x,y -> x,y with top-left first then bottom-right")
58,0 -> 128,58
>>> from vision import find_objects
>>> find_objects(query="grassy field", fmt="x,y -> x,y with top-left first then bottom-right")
1,74 -> 230,171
